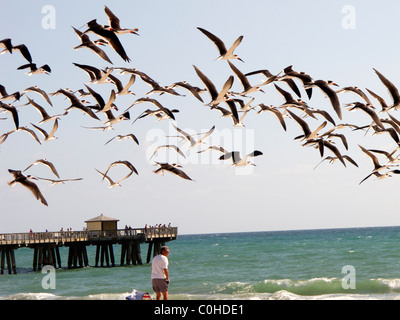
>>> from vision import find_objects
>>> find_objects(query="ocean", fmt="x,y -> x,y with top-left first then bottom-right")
2,226 -> 400,300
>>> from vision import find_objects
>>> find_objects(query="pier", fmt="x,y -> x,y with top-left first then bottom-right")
0,223 -> 177,274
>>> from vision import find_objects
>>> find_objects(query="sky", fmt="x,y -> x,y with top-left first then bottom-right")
1,0 -> 400,235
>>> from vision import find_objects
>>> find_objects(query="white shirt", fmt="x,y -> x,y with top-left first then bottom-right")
151,254 -> 169,279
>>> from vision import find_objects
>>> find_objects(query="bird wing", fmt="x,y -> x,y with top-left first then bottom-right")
197,27 -> 227,55
104,5 -> 121,29
226,35 -> 243,56
193,65 -> 219,101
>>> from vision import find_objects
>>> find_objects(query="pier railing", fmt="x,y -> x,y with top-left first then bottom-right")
0,227 -> 178,246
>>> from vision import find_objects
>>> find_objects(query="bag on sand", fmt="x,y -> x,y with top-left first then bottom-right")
126,289 -> 152,300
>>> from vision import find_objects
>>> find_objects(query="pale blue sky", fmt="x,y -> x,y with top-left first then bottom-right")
1,1 -> 400,234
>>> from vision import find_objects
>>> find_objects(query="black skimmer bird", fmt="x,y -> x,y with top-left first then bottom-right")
103,160 -> 138,177
105,133 -> 139,145
274,84 -> 307,109
107,74 -> 135,96
336,86 -> 372,105
197,27 -> 244,62
373,68 -> 400,111
367,148 -> 400,164
168,81 -> 205,102
84,84 -> 116,113
0,85 -> 21,101
281,65 -> 313,99
227,61 -> 264,96
22,86 -> 52,106
171,124 -> 215,148
212,100 -> 240,126
73,63 -> 113,84
0,102 -> 19,129
153,162 -> 193,181
149,144 -> 186,161
224,100 -> 253,127
52,88 -> 100,121
30,119 -> 59,142
16,126 -> 42,144
305,80 -> 342,120
17,63 -> 51,75
219,150 -> 263,167
7,169 -> 48,206
245,69 -> 302,98
139,74 -> 182,96
25,97 -> 64,124
314,155 -> 358,170
84,19 -> 131,62
35,177 -> 83,186
104,5 -> 139,35
359,171 -> 393,185
345,102 -> 385,130
103,110 -> 130,126
127,97 -> 176,120
359,144 -> 398,173
23,158 -> 60,179
287,109 -> 327,142
132,108 -> 179,124
193,65 -> 233,108
366,88 -> 389,112
256,104 -> 287,131
95,168 -> 134,188
72,26 -> 113,64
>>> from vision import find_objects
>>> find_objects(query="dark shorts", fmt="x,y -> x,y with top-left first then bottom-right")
152,278 -> 169,293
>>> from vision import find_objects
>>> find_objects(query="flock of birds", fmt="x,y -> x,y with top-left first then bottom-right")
1,5 -> 400,207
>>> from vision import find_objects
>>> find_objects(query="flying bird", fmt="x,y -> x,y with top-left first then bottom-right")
17,63 -> 51,75
227,61 -> 264,96
171,123 -> 215,148
305,80 -> 342,120
373,68 -> 400,110
73,63 -> 113,84
103,160 -> 138,177
30,119 -> 59,142
153,162 -> 193,181
197,27 -> 244,62
7,169 -> 48,206
35,177 -> 83,186
149,144 -> 186,161
23,158 -> 60,179
127,97 -> 176,120
104,5 -> 139,35
95,168 -> 134,188
219,150 -> 263,167
22,86 -> 53,106
72,26 -> 113,64
105,133 -> 139,145
84,19 -> 131,62
193,65 -> 233,108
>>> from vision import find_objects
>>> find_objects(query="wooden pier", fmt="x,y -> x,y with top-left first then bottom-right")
0,227 -> 177,274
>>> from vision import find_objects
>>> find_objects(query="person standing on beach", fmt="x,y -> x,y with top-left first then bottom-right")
151,246 -> 170,300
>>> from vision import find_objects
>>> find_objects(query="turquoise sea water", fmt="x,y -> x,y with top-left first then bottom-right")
2,226 -> 400,300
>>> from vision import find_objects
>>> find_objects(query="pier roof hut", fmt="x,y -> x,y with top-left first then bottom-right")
85,214 -> 119,232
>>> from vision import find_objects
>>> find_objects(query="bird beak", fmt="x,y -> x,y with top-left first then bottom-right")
237,57 -> 244,63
